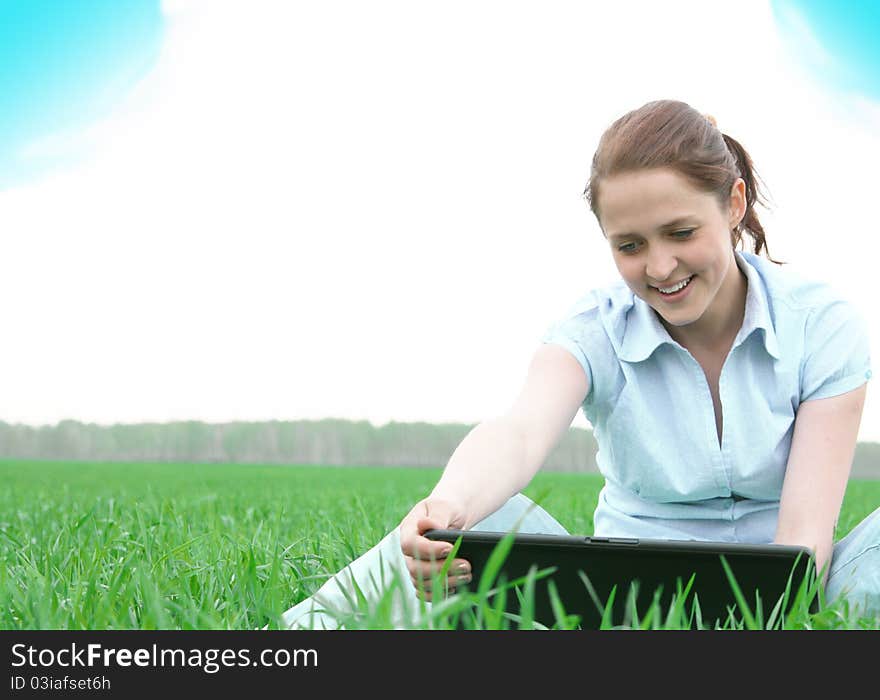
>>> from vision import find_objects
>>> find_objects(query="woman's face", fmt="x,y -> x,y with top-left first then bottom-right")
597,167 -> 746,342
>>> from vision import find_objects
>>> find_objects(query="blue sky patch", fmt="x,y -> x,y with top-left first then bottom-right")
0,0 -> 164,188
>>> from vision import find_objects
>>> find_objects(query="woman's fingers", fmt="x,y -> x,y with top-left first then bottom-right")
400,533 -> 453,563
405,556 -> 470,578
398,512 -> 452,562
405,556 -> 472,592
413,572 -> 473,599
398,497 -> 472,597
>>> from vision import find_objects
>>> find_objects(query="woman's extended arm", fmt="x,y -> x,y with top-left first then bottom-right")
774,383 -> 868,586
399,343 -> 589,600
428,343 -> 590,529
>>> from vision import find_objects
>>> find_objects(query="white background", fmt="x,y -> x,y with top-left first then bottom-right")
3,0 -> 879,441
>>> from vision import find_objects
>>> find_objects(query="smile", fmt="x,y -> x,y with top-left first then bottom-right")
652,275 -> 694,295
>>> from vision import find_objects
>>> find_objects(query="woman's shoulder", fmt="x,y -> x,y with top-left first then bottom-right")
541,280 -> 632,363
742,251 -> 862,317
741,251 -> 870,358
549,278 -> 634,324
541,281 -> 633,404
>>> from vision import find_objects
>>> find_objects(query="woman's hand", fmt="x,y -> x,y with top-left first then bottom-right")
398,498 -> 472,601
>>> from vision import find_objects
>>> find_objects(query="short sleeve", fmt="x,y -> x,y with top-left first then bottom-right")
800,300 -> 873,402
540,313 -> 600,402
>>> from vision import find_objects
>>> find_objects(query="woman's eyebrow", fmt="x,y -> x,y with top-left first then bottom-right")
607,216 -> 699,241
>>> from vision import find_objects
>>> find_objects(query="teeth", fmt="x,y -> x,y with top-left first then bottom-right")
657,276 -> 692,294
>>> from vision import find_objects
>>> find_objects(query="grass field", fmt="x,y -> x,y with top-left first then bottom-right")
1,460 -> 878,630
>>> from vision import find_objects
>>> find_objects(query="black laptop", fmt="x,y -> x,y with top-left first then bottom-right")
424,529 -> 819,629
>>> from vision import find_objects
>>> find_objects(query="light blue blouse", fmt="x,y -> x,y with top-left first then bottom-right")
541,250 -> 873,543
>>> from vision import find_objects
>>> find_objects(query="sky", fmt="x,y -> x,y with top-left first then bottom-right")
2,0 -> 880,442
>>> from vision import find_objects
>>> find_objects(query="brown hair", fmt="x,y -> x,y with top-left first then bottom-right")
584,99 -> 783,264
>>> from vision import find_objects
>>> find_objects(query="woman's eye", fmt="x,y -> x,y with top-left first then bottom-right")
616,230 -> 692,253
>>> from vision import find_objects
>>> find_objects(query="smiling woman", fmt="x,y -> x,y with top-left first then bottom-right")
598,168 -> 750,353
0,0 -> 164,188
279,99 -> 879,630
583,102 -> 785,373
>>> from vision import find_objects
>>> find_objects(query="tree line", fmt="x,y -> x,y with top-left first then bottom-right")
0,419 -> 598,472
1,419 -> 878,479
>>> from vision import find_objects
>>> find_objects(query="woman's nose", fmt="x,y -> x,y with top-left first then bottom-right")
645,248 -> 678,282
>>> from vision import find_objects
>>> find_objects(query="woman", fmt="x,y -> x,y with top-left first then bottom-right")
282,99 -> 877,629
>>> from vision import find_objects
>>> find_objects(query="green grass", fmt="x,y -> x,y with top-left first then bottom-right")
0,460 -> 878,630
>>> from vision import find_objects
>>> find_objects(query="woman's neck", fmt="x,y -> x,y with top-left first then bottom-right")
662,258 -> 748,355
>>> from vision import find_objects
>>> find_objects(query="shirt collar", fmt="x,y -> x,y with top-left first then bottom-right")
618,249 -> 780,362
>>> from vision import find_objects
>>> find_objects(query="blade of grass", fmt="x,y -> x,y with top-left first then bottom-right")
517,565 -> 538,630
664,574 -> 697,629
477,530 -> 517,598
486,574 -> 509,629
547,580 -> 580,630
639,585 -> 663,630
719,554 -> 758,630
623,580 -> 641,629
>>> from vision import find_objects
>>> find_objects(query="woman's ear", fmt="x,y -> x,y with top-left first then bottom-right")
729,178 -> 747,228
